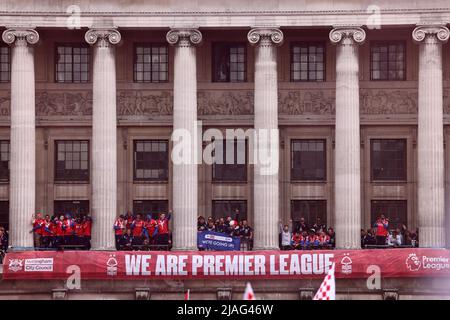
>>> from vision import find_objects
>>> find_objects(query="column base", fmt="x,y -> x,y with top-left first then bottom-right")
252,246 -> 280,251
171,246 -> 198,251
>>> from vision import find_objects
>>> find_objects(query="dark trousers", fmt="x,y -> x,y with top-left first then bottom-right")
376,235 -> 387,246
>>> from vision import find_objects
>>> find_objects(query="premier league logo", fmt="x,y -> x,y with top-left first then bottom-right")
405,253 -> 421,272
8,259 -> 24,272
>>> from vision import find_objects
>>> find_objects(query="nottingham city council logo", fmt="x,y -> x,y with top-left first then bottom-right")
8,259 -> 24,272
405,253 -> 421,271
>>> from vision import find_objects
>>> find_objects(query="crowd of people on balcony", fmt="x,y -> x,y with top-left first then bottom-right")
196,211 -> 254,250
361,214 -> 419,248
279,217 -> 335,250
113,211 -> 171,250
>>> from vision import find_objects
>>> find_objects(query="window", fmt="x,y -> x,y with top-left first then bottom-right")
371,200 -> 407,230
0,46 -> 10,83
134,44 -> 168,82
212,200 -> 247,221
291,43 -> 325,81
291,200 -> 327,227
0,141 -> 9,182
55,141 -> 90,182
0,201 -> 8,231
371,139 -> 407,181
54,200 -> 89,218
212,43 -> 246,82
291,139 -> 326,181
55,44 -> 90,83
133,200 -> 168,220
134,140 -> 169,181
212,139 -> 247,182
371,42 -> 405,80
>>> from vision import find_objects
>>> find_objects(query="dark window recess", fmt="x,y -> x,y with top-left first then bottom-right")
133,200 -> 168,220
291,200 -> 327,228
212,139 -> 247,182
212,200 -> 247,221
55,45 -> 90,83
0,141 -> 10,182
291,139 -> 326,181
134,140 -> 169,182
0,201 -> 9,231
212,43 -> 246,82
291,43 -> 325,81
371,139 -> 407,181
54,200 -> 90,218
371,200 -> 407,230
370,42 -> 406,81
134,44 -> 168,83
0,46 -> 10,83
55,140 -> 90,182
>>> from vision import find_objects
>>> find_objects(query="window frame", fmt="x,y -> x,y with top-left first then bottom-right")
133,43 -> 169,83
54,43 -> 91,83
291,199 -> 327,227
0,140 -> 10,183
212,138 -> 248,183
370,139 -> 407,182
54,140 -> 90,183
211,42 -> 247,83
212,199 -> 247,221
370,41 -> 406,81
290,139 -> 327,182
133,139 -> 169,182
371,200 -> 407,230
290,41 -> 326,82
0,45 -> 11,83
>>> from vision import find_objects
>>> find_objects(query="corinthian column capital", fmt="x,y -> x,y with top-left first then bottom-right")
247,27 -> 283,46
166,28 -> 202,47
329,26 -> 366,45
2,27 -> 39,46
85,28 -> 121,47
412,25 -> 450,44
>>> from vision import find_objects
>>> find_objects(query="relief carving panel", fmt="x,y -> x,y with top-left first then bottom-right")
197,91 -> 253,115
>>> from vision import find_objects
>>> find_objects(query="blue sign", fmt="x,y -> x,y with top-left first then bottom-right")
197,231 -> 241,251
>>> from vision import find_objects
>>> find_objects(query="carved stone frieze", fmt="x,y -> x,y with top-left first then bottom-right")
359,89 -> 417,114
278,90 -> 335,115
197,91 -> 254,115
117,91 -> 172,116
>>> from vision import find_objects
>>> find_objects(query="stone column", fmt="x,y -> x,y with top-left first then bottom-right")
2,28 -> 39,250
85,28 -> 121,250
413,25 -> 450,248
248,28 -> 283,250
329,27 -> 366,249
166,29 -> 202,250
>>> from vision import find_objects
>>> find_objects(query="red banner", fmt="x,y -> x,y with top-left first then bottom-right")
2,249 -> 450,280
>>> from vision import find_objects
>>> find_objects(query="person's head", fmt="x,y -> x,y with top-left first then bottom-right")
36,212 -> 43,219
146,214 -> 152,221
0,227 -> 4,236
136,214 -> 142,221
380,214 -> 385,220
159,213 -> 166,220
242,219 -> 248,226
45,214 -> 50,222
219,217 -> 225,224
126,228 -> 131,236
119,214 -> 125,221
361,229 -> 366,236
283,224 -> 289,232
65,213 -> 71,220
302,231 -> 307,237
208,220 -> 214,227
328,227 -> 334,235
367,229 -> 373,236
300,217 -> 305,224
316,217 -> 322,223
226,216 -> 232,223
126,210 -> 132,216
395,228 -> 401,235
59,214 -> 65,221
198,216 -> 205,224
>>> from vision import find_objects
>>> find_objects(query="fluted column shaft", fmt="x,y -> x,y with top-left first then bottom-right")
413,25 -> 450,248
330,27 -> 366,249
85,28 -> 121,250
248,28 -> 283,250
2,28 -> 39,250
167,29 -> 202,250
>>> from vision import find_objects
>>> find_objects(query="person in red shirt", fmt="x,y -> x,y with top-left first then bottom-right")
155,211 -> 171,247
130,214 -> 145,246
373,215 -> 389,245
114,215 -> 126,249
30,212 -> 44,248
41,215 -> 54,248
291,231 -> 302,250
54,215 -> 66,248
63,213 -> 76,246
82,215 -> 92,250
125,211 -> 134,229
144,215 -> 158,246
74,217 -> 84,247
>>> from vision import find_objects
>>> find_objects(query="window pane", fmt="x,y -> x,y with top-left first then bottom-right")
134,140 -> 169,181
134,44 -> 169,83
55,140 -> 90,182
291,43 -> 325,82
371,139 -> 407,181
291,139 -> 326,181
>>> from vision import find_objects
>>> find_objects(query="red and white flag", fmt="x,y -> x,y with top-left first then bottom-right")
313,263 -> 336,300
243,282 -> 256,300
184,289 -> 190,300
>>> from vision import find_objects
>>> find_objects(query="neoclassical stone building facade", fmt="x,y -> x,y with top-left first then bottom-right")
1,0 -> 450,299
